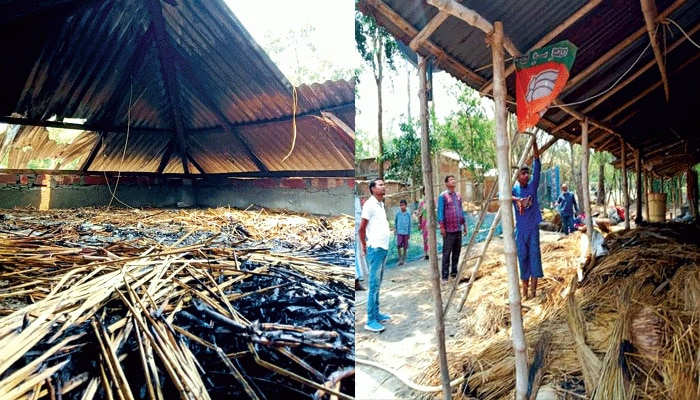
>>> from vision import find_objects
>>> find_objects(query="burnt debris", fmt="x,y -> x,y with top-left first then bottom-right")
0,207 -> 355,400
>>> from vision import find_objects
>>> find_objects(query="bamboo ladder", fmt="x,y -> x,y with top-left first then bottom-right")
442,133 -> 537,317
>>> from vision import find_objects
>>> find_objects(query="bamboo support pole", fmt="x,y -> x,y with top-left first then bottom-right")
444,128 -> 523,316
581,119 -> 593,250
635,150 -> 643,224
455,134 -> 535,313
418,53 -> 452,399
620,138 -> 631,230
493,21 -> 528,400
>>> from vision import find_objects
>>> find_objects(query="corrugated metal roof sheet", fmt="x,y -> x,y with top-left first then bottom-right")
358,0 -> 700,177
0,0 -> 354,177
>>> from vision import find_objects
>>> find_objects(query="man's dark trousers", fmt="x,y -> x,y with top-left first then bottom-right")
442,231 -> 462,280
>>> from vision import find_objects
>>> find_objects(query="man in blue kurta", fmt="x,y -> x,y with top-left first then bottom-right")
556,183 -> 578,235
512,140 -> 543,299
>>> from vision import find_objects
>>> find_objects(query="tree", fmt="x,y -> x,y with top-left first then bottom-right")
383,118 -> 432,190
354,128 -> 372,161
434,86 -> 496,185
262,25 -> 355,85
355,9 -> 400,180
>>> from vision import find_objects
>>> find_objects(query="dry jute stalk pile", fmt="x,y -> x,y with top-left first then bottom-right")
0,206 -> 355,400
420,223 -> 700,400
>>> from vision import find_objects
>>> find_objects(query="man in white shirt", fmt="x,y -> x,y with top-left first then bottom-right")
358,179 -> 392,332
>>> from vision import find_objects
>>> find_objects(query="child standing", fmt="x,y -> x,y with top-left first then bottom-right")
395,199 -> 411,265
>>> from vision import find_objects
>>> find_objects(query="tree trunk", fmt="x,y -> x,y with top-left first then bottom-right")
569,142 -> 583,205
597,160 -> 605,207
492,22 -> 528,400
406,59 -> 412,121
374,36 -> 385,180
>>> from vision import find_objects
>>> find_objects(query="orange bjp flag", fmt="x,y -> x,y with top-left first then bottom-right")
515,40 -> 577,132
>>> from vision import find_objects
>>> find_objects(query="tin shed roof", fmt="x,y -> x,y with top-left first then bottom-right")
0,0 -> 354,177
358,0 -> 700,177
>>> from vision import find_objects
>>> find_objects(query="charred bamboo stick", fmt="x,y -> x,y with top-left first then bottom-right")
91,318 -> 134,400
246,343 -> 352,400
214,347 -> 261,400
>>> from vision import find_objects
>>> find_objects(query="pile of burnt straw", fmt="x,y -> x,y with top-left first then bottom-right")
0,206 -> 354,400
420,222 -> 700,399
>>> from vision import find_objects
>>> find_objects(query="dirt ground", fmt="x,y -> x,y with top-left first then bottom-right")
354,231 -> 571,400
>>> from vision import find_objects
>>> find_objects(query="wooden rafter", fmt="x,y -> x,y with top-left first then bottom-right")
425,0 -> 519,57
595,133 -> 619,153
604,51 -> 700,123
81,132 -> 105,173
564,0 -> 685,91
361,0 -> 485,86
422,0 -> 628,145
321,111 -> 355,141
480,0 -> 603,94
552,21 -> 700,134
408,10 -> 450,51
640,0 -> 671,102
146,0 -> 189,175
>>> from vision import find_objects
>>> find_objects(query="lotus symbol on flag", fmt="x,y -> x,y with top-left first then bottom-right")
515,40 -> 577,132
526,69 -> 559,117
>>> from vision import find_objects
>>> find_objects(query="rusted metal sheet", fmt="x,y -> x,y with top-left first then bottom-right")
0,1 -> 354,177
359,0 -> 699,177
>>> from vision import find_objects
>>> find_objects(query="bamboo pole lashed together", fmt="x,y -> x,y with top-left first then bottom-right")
492,21 -> 528,400
418,54 -> 452,399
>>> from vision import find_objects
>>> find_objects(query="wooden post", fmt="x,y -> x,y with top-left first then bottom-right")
493,21 -> 528,400
688,166 -> 699,219
620,138 -> 630,230
645,174 -> 651,221
418,54 -> 452,399
581,119 -> 592,242
635,150 -> 643,225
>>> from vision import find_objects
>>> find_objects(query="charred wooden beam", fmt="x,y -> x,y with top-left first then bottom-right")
145,0 -> 189,175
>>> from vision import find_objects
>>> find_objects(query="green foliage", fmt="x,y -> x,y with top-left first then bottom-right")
355,7 -> 402,180
28,158 -> 60,169
355,129 -> 370,161
433,86 -> 495,183
354,9 -> 399,78
383,119 -> 423,186
261,25 -> 354,85
63,157 -> 81,170
47,127 -> 83,145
